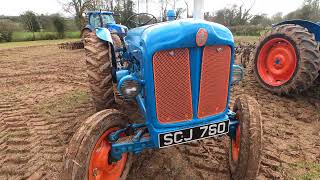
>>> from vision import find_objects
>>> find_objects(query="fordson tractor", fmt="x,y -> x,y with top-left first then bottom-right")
63,1 -> 263,179
254,20 -> 320,94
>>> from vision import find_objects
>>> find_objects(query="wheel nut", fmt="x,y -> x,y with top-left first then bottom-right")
93,168 -> 98,177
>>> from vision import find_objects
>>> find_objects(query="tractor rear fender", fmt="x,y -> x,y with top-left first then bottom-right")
95,27 -> 117,84
80,26 -> 92,37
274,20 -> 320,42
95,27 -> 114,44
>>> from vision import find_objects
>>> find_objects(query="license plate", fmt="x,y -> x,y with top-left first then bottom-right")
159,120 -> 230,148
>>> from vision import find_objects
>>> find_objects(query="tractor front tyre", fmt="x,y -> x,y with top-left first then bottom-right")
229,95 -> 262,180
84,32 -> 115,111
254,24 -> 320,94
62,109 -> 133,180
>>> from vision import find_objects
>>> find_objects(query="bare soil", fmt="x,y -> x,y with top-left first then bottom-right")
0,45 -> 319,180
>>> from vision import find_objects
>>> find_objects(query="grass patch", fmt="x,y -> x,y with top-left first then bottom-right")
234,36 -> 259,44
11,31 -> 80,42
65,31 -> 81,38
37,90 -> 90,117
289,162 -> 320,180
0,38 -> 80,50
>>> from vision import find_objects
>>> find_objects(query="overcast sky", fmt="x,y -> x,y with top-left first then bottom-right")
0,0 -> 305,17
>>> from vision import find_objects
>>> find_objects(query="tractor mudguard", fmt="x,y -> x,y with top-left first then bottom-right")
95,27 -> 113,44
108,24 -> 127,37
275,20 -> 320,42
84,24 -> 95,32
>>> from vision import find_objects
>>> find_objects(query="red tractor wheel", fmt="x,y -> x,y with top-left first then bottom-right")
254,24 -> 320,94
229,95 -> 262,180
62,110 -> 133,180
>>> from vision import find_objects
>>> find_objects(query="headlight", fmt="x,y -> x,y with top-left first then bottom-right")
232,65 -> 244,85
118,75 -> 142,98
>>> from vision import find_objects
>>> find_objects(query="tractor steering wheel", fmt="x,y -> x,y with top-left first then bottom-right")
126,13 -> 157,29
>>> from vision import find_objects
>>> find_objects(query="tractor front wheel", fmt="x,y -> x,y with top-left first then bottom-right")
62,109 -> 133,180
229,95 -> 262,180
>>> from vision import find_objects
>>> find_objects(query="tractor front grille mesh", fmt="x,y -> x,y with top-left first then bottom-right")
153,48 -> 193,124
198,45 -> 231,118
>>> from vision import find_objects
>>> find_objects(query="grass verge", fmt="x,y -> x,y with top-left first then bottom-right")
234,36 -> 259,44
12,31 -> 80,42
37,90 -> 90,117
0,38 -> 80,50
289,162 -> 320,180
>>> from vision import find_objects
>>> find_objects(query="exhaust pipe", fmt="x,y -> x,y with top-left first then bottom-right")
193,0 -> 204,19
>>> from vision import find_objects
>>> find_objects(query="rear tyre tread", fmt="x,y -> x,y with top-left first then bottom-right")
83,32 -> 115,111
254,24 -> 320,94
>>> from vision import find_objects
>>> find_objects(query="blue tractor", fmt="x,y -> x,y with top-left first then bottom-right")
254,20 -> 320,94
81,11 -> 158,109
63,2 -> 263,180
82,11 -> 128,38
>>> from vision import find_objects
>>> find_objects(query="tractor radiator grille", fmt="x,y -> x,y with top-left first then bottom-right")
153,48 -> 193,124
198,45 -> 231,118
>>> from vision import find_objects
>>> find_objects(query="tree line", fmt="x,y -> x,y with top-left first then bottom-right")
1,0 -> 319,42
0,12 -> 77,42
207,0 -> 320,27
62,0 -> 320,35
203,0 -> 320,35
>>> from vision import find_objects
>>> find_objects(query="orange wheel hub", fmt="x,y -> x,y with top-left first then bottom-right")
89,128 -> 127,180
231,111 -> 241,162
257,38 -> 297,86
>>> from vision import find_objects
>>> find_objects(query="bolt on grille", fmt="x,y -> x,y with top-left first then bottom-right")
198,45 -> 231,118
153,48 -> 193,124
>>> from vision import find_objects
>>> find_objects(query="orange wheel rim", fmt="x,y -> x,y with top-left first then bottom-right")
231,111 -> 241,162
257,38 -> 297,86
89,127 -> 127,180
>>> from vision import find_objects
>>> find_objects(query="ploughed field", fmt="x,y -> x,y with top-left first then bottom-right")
0,44 -> 319,180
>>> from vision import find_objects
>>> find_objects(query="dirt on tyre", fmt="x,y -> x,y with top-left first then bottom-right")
229,95 -> 262,180
62,109 -> 133,180
254,24 -> 320,94
84,32 -> 115,111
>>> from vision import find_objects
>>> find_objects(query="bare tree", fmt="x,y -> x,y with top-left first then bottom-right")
184,0 -> 191,17
176,7 -> 186,19
145,0 -> 148,13
20,11 -> 40,40
159,0 -> 169,21
60,0 -> 92,29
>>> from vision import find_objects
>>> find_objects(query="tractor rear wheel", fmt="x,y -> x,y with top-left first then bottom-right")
229,95 -> 262,180
83,32 -> 115,111
62,109 -> 133,180
254,24 -> 320,94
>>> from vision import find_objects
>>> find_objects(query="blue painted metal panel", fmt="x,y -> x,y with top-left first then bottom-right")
190,47 -> 202,119
166,10 -> 176,21
275,20 -> 320,42
95,27 -> 113,43
107,24 -> 128,37
124,18 -> 234,147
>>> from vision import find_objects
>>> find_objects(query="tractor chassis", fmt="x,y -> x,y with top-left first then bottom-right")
108,110 -> 239,163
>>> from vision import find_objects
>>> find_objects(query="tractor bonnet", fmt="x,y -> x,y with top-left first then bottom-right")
125,18 -> 234,59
